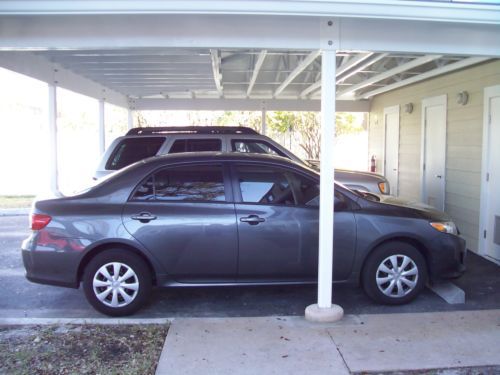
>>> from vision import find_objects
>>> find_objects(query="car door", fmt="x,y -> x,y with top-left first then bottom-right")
122,163 -> 238,282
232,163 -> 357,282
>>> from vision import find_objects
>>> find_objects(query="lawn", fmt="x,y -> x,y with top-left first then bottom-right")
0,324 -> 169,375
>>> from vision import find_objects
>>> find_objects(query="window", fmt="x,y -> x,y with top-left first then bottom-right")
291,174 -> 320,207
232,140 -> 285,157
131,165 -> 225,202
169,139 -> 222,153
236,165 -> 294,205
106,137 -> 165,170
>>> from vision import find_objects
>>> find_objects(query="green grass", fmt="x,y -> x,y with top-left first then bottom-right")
0,195 -> 35,209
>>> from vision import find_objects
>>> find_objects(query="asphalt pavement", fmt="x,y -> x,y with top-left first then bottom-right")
1,215 -> 499,319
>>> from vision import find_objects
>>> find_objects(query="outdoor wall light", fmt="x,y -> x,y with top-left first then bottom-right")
456,91 -> 469,105
404,103 -> 414,114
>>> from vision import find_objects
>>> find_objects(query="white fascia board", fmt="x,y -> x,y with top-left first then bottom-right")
0,15 -> 498,57
0,51 -> 129,108
132,98 -> 370,112
0,1 -> 499,24
360,56 -> 490,99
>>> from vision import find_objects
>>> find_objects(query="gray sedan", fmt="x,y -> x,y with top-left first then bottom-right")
22,153 -> 465,316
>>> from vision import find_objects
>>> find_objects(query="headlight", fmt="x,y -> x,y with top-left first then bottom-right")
430,221 -> 458,235
378,182 -> 388,194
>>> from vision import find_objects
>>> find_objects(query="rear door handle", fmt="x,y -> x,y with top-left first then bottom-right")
240,215 -> 265,225
131,212 -> 157,223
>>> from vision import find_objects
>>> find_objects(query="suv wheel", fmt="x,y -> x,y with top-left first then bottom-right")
83,249 -> 152,316
362,241 -> 427,305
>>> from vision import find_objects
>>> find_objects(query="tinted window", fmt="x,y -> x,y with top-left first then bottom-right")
169,139 -> 222,153
291,174 -> 320,207
106,137 -> 165,170
131,165 -> 225,202
236,165 -> 294,205
232,140 -> 285,157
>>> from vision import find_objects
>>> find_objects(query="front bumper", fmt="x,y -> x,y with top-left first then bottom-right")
427,233 -> 467,281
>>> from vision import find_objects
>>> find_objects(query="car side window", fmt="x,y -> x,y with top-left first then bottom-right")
169,139 -> 222,153
288,173 -> 320,207
236,165 -> 294,205
131,165 -> 225,202
231,140 -> 286,157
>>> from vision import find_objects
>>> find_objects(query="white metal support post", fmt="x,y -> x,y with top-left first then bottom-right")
98,98 -> 105,155
47,83 -> 59,194
261,101 -> 267,135
128,109 -> 134,130
305,19 -> 343,323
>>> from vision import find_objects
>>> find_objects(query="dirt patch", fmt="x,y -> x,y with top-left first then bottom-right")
0,324 -> 169,375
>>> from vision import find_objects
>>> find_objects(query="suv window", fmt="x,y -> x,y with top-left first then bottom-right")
232,140 -> 286,157
169,139 -> 222,153
131,165 -> 225,202
106,137 -> 165,170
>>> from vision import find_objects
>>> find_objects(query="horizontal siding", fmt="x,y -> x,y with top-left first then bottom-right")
368,59 -> 500,253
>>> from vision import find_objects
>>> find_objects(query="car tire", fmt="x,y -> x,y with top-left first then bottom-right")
83,249 -> 152,316
362,241 -> 428,305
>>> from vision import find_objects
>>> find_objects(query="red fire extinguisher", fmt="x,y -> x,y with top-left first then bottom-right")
370,155 -> 376,173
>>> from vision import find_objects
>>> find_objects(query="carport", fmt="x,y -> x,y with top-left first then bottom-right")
0,1 -> 499,321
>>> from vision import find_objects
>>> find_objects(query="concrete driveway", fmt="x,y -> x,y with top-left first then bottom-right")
1,215 -> 500,319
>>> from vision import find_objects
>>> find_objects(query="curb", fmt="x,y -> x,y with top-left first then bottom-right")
0,208 -> 30,217
0,317 -> 174,325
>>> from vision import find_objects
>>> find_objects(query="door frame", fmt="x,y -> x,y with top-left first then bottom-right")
478,84 -> 500,257
420,94 -> 447,210
383,105 -> 400,194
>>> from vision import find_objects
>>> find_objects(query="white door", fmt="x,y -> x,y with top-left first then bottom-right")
421,95 -> 447,211
384,105 -> 400,196
479,85 -> 500,262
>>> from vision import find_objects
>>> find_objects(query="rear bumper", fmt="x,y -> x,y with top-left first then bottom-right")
427,234 -> 467,281
22,236 -> 80,289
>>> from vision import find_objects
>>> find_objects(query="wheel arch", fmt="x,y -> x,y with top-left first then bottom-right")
77,241 -> 158,286
359,236 -> 431,285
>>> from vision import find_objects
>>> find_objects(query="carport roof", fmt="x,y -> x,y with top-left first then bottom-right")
32,49 -> 488,103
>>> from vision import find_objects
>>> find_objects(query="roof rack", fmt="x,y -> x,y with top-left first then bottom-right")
126,126 -> 259,136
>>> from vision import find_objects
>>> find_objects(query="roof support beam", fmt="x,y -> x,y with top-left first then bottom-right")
336,53 -> 388,84
360,56 -> 489,99
300,52 -> 374,97
338,54 -> 442,97
274,50 -> 321,97
246,49 -> 267,97
210,49 -> 223,97
132,98 -> 370,112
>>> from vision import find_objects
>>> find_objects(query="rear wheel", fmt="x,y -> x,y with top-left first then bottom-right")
83,249 -> 152,316
362,241 -> 427,305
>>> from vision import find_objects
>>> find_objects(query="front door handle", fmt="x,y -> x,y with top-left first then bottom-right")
131,212 -> 157,223
240,215 -> 265,225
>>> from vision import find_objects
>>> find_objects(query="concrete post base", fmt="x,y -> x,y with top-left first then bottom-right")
305,303 -> 344,323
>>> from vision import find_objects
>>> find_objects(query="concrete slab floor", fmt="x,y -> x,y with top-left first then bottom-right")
156,310 -> 500,375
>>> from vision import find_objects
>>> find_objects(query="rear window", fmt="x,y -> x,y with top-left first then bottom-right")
106,137 -> 165,170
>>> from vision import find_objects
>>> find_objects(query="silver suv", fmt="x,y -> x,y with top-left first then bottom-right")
95,126 -> 390,194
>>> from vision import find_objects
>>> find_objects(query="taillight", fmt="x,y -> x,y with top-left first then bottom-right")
31,214 -> 52,230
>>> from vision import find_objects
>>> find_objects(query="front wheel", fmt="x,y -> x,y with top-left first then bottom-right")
83,249 -> 152,316
362,241 -> 428,305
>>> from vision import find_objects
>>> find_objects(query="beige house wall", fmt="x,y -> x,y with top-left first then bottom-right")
368,59 -> 500,253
